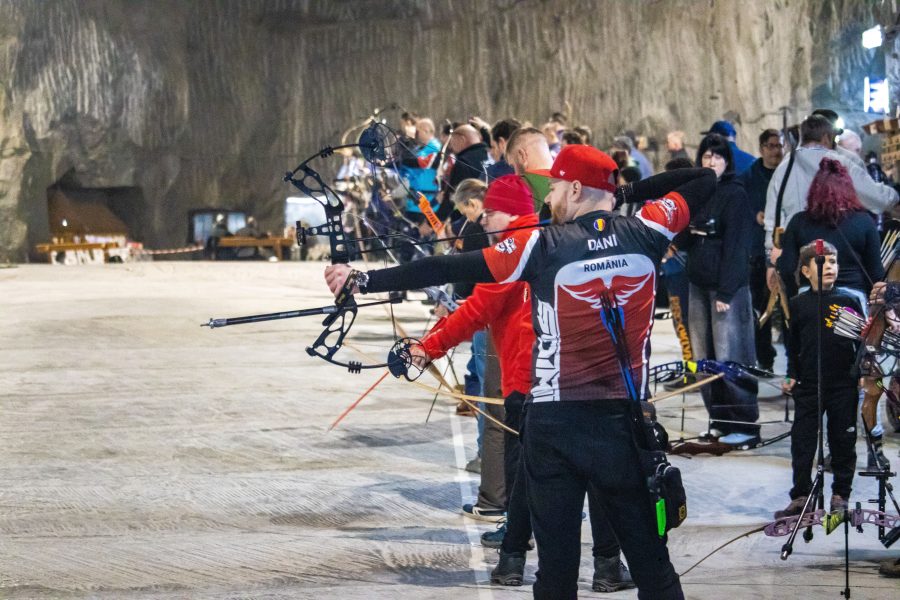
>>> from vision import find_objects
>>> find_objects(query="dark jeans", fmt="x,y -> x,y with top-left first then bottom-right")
502,396 -> 620,560
688,284 -> 760,435
524,401 -> 683,600
790,385 -> 858,500
749,257 -> 776,369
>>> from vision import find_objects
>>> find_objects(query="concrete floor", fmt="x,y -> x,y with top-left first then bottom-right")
1,261 -> 898,599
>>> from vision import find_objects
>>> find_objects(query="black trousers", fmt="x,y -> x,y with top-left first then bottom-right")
524,401 -> 683,600
790,385 -> 858,500
749,257 -> 776,369
501,395 -> 620,559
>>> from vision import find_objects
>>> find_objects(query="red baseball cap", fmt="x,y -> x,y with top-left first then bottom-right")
550,145 -> 618,193
483,174 -> 535,216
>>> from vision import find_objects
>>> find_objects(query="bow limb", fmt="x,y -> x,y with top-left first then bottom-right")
409,379 -> 516,435
648,373 -> 725,404
679,525 -> 767,577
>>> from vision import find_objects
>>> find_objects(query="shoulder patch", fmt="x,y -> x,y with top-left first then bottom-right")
495,238 -> 517,254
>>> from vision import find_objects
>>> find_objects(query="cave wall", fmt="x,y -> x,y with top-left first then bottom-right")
0,0 -> 895,262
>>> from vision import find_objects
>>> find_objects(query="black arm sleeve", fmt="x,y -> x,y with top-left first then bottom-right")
366,250 -> 495,293
619,168 -> 715,205
776,220 -> 800,298
785,296 -> 801,380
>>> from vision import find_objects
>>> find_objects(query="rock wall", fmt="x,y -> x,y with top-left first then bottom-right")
0,0 -> 895,261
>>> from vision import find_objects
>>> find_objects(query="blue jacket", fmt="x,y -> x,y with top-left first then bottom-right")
736,158 -> 773,258
400,138 -> 442,212
730,141 -> 755,175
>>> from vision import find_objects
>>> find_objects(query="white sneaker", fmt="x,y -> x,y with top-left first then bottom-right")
719,432 -> 760,446
699,428 -> 724,440
462,503 -> 505,522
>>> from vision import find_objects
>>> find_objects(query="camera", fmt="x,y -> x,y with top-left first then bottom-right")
690,216 -> 719,237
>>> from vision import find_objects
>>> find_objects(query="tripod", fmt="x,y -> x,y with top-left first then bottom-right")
779,242 -> 852,597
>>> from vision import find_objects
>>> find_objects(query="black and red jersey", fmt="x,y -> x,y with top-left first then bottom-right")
483,193 -> 690,402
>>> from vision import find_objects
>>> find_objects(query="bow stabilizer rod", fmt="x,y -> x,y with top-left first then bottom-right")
202,294 -> 403,329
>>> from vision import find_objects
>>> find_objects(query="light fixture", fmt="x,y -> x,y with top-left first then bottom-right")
864,76 -> 890,113
862,25 -> 883,49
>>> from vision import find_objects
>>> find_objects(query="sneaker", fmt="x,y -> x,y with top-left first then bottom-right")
481,522 -> 506,549
465,456 -> 481,474
774,496 -> 808,520
490,550 -> 525,586
462,503 -> 505,522
829,494 -> 848,513
699,428 -> 724,440
718,432 -> 761,447
592,555 -> 635,593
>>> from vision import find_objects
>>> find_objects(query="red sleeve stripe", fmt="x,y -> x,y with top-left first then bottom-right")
635,192 -> 690,240
487,230 -> 540,284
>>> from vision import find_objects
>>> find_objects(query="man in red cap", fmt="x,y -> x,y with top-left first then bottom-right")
325,146 -> 717,599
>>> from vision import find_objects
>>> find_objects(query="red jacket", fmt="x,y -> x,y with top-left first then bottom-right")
421,213 -> 538,397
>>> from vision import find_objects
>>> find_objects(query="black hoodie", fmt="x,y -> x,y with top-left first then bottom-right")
679,172 -> 754,303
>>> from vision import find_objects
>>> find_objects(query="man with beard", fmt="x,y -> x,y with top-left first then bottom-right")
324,147 -> 716,599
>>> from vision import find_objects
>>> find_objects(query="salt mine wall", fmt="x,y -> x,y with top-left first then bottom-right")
0,0 -> 896,261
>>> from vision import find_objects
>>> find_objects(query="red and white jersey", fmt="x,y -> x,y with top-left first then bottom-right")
482,193 -> 690,402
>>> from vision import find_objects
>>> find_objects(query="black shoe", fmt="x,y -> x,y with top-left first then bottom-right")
481,522 -> 505,549
592,555 -> 635,592
490,551 -> 525,586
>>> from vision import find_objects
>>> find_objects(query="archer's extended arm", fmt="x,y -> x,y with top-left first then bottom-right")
365,250 -> 495,294
617,168 -> 717,215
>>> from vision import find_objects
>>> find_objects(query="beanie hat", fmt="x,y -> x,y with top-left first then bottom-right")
483,174 -> 535,216
550,145 -> 618,193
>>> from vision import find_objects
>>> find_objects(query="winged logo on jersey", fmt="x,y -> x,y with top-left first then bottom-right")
560,272 -> 653,309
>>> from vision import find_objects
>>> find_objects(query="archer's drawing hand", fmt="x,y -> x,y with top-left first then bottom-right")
433,304 -> 450,318
410,343 -> 431,369
870,281 -> 887,306
325,264 -> 357,296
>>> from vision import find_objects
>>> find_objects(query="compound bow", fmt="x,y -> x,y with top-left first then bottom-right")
204,122 -> 426,379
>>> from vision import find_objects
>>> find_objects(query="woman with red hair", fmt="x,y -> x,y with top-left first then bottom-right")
776,157 -> 883,308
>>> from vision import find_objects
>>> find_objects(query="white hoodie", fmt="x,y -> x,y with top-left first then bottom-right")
764,144 -> 897,251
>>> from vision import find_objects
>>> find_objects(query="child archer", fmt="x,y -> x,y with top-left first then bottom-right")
776,240 -> 862,518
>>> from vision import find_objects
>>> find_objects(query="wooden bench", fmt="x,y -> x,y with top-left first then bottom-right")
35,242 -> 120,263
215,236 -> 294,260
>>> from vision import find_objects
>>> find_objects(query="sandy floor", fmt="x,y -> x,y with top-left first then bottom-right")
1,261 -> 898,599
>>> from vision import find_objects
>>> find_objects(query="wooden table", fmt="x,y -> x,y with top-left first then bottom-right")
215,236 -> 294,260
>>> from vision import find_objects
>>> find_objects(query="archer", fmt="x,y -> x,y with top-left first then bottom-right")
325,145 -> 717,599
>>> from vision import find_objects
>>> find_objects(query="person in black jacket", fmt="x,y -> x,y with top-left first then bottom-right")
775,241 -> 861,517
434,124 -> 489,221
737,129 -> 784,370
680,134 -> 760,445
